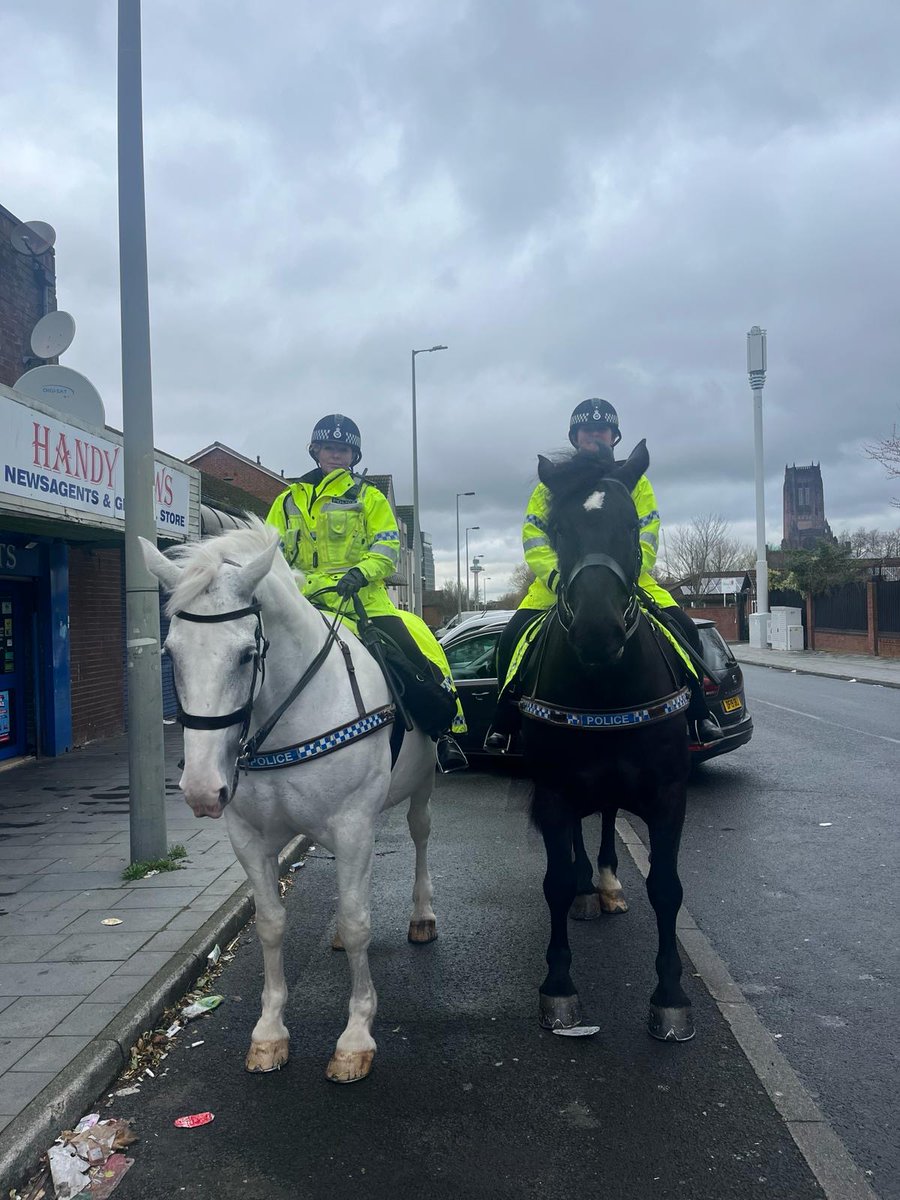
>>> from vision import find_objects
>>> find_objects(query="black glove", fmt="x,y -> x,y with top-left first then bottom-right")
335,567 -> 367,598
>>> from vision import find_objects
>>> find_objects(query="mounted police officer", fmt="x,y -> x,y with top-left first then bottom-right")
267,413 -> 467,771
484,398 -> 724,751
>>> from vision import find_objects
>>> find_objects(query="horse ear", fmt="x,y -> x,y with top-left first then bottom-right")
235,539 -> 279,596
537,455 -> 557,488
139,537 -> 182,593
615,440 -> 650,494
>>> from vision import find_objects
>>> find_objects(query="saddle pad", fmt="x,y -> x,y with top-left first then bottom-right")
501,604 -> 696,696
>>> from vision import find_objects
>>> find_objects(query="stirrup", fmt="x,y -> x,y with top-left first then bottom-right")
436,735 -> 468,773
483,730 -> 512,754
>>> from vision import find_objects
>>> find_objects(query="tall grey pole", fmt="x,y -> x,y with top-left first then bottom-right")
455,490 -> 474,620
410,344 -> 447,617
119,0 -> 167,862
411,351 -> 421,617
747,326 -> 769,648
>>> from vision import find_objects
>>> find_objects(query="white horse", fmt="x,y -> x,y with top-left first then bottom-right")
140,522 -> 438,1083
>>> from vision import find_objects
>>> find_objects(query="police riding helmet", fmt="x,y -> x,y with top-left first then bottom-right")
568,398 -> 621,448
308,414 -> 363,467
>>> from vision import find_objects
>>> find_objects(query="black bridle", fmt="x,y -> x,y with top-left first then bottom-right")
174,602 -> 269,749
554,480 -> 642,640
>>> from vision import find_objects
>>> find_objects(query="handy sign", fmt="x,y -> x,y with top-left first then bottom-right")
0,394 -> 191,536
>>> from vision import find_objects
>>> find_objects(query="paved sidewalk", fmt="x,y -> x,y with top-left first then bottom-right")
0,728 -> 300,1193
731,642 -> 900,688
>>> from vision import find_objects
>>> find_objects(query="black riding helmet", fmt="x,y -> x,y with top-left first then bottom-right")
308,414 -> 362,467
568,398 -> 621,448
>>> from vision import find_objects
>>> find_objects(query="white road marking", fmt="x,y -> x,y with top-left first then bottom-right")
617,816 -> 878,1200
752,698 -> 900,745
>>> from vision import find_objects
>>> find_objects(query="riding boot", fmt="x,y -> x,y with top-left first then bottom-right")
436,734 -> 468,773
483,692 -> 522,754
686,676 -> 724,746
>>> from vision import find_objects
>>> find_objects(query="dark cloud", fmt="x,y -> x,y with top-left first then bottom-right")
2,0 -> 898,590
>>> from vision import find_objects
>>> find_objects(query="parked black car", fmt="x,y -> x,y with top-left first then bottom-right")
441,611 -> 753,765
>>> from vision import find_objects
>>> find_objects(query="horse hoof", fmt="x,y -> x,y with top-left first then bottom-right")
245,1038 -> 290,1072
332,929 -> 345,951
569,892 -> 603,921
326,1049 -> 375,1083
408,918 -> 437,943
599,888 -> 628,914
539,992 -> 582,1030
647,1004 -> 695,1042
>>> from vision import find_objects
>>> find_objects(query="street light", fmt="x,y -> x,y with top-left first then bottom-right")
411,344 -> 448,616
455,491 -> 475,620
464,526 -> 479,607
747,326 -> 768,648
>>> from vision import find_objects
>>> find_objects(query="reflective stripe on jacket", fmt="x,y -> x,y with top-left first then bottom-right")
519,471 -> 676,611
266,470 -> 401,616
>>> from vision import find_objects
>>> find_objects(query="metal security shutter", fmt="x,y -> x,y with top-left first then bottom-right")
69,546 -> 126,744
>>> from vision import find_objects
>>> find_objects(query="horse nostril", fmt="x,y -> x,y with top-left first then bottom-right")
218,785 -> 230,806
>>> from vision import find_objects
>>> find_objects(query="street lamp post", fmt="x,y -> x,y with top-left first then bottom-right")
464,526 -> 479,607
455,491 -> 475,620
411,344 -> 447,616
747,325 -> 769,648
118,0 -> 167,863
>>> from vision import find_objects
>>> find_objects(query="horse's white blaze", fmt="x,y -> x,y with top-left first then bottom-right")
583,490 -> 605,511
139,523 -> 438,1078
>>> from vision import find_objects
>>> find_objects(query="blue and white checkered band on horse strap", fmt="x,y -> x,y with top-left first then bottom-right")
241,704 -> 395,771
519,686 -> 690,730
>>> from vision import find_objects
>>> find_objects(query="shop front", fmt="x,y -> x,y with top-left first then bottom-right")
0,382 -> 200,759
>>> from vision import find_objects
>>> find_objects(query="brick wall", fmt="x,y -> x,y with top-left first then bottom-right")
809,630 -> 869,654
68,546 -> 125,745
0,205 -> 56,388
684,605 -> 738,642
190,448 -> 285,504
878,634 -> 900,659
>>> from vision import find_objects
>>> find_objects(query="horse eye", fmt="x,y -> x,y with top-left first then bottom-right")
239,647 -> 256,665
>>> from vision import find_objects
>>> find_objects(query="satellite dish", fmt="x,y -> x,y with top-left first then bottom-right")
30,311 -> 76,359
13,365 -> 105,428
10,220 -> 56,257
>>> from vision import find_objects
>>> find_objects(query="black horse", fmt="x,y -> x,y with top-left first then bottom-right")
520,441 -> 694,1041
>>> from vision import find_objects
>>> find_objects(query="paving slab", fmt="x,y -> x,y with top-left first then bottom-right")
9,1036 -> 92,1074
732,642 -> 900,687
0,997 -> 84,1038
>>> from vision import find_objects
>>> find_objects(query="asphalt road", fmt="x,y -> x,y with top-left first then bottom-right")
665,666 -> 899,1200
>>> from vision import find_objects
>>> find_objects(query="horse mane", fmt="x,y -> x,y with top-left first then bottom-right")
163,517 -> 294,615
544,448 -> 618,528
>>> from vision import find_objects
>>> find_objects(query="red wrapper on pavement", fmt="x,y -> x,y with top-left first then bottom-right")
173,1111 -> 215,1128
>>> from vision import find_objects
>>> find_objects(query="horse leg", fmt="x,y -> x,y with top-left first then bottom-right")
596,808 -> 628,914
231,829 -> 290,1073
538,798 -> 582,1029
326,831 -> 378,1083
645,799 -> 694,1042
406,782 -> 437,944
569,818 -> 603,921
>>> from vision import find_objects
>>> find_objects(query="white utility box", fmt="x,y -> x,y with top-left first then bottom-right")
749,611 -> 770,649
770,606 -> 803,651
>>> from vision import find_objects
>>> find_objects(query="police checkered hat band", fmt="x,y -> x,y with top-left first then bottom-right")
569,398 -> 620,446
310,414 -> 361,449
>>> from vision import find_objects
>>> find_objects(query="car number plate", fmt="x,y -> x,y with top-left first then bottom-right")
722,695 -> 742,713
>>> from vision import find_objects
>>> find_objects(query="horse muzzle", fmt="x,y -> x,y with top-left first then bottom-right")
180,772 -> 231,819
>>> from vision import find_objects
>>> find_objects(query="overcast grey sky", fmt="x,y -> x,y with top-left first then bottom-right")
3,0 -> 898,590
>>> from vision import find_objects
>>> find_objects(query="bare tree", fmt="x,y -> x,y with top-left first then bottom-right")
493,562 -> 535,609
867,423 -> 900,507
839,526 -> 900,559
665,514 -> 753,596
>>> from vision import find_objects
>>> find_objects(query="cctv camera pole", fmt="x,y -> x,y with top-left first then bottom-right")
747,325 -> 769,649
119,0 -> 167,862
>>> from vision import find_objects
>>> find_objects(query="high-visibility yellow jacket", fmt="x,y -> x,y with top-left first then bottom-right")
519,471 -> 677,611
266,469 -> 402,617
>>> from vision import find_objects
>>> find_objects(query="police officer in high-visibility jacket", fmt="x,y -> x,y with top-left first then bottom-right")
484,398 -> 724,751
266,413 -> 467,771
